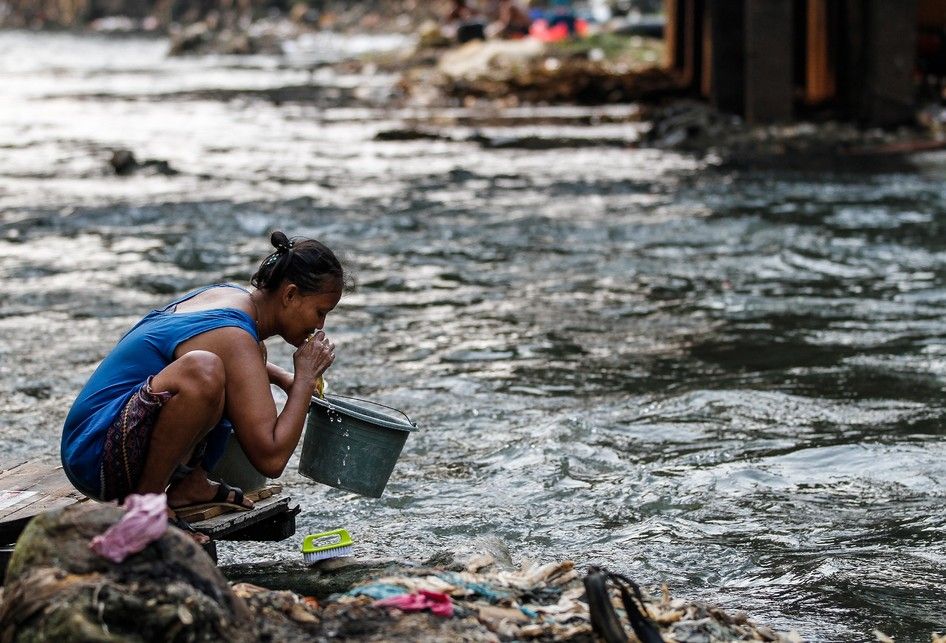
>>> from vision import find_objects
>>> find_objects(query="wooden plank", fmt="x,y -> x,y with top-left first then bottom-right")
0,497 -> 87,544
0,462 -> 65,495
4,495 -> 81,523
190,495 -> 295,539
0,461 -> 297,547
0,461 -> 69,490
0,461 -> 86,544
3,482 -> 85,522
0,490 -> 40,513
0,462 -> 84,525
190,492 -> 287,530
175,484 -> 283,522
222,508 -> 298,542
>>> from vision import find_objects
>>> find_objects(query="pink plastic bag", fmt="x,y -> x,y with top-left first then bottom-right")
90,493 -> 168,563
374,589 -> 454,618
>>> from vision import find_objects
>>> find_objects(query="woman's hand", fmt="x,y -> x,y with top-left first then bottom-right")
292,329 -> 335,389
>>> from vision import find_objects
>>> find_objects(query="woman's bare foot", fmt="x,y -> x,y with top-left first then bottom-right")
166,464 -> 255,511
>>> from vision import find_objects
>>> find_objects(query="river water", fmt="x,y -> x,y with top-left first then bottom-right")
0,31 -> 943,641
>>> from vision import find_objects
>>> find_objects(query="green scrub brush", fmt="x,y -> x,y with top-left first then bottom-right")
301,528 -> 353,563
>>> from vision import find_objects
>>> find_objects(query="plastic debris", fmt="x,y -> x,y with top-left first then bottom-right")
325,556 -> 809,641
89,493 -> 168,563
347,582 -> 410,600
374,589 -> 454,618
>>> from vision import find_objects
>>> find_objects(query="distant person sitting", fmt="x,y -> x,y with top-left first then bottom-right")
447,0 -> 487,43
490,0 -> 532,39
448,0 -> 475,22
547,0 -> 577,35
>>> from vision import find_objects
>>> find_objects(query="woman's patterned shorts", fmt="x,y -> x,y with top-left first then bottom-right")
99,377 -> 173,502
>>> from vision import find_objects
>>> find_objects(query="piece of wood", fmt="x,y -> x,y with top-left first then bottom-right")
679,0 -> 703,90
175,484 -> 283,522
860,0 -> 918,125
0,461 -> 86,542
222,507 -> 298,542
190,495 -> 296,539
664,0 -> 685,71
0,461 -> 297,547
700,1 -> 712,98
706,0 -> 744,115
805,0 -> 835,104
744,0 -> 794,123
919,0 -> 946,27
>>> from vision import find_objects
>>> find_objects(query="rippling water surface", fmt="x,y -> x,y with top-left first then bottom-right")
0,31 -> 944,641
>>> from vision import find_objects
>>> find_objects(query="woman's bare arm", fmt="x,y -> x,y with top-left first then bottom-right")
175,327 -> 333,478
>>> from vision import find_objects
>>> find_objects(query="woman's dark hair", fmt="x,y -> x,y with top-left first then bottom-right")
251,231 -> 345,294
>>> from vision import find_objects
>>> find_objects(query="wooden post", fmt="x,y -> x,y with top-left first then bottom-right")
744,0 -> 794,123
663,0 -> 705,91
701,2 -> 712,97
680,0 -> 704,91
837,0 -> 865,119
664,0 -> 684,70
806,0 -> 836,103
918,0 -> 946,27
705,0 -> 745,114
861,0 -> 918,125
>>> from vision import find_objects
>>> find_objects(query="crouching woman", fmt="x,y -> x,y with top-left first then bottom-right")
61,231 -> 345,542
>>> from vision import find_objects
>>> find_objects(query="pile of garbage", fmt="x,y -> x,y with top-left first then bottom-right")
0,499 -> 807,642
313,554 -> 801,642
397,37 -> 680,107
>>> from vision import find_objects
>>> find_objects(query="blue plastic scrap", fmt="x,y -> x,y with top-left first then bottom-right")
436,572 -> 511,604
346,583 -> 409,600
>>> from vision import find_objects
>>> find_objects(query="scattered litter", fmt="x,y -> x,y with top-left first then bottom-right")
322,554 -> 803,641
374,589 -> 454,618
89,493 -> 167,563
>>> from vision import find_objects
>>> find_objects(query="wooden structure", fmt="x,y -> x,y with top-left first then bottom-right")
0,461 -> 85,547
664,0 -> 942,125
0,460 -> 299,580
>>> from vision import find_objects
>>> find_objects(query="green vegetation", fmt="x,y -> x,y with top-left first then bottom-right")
547,32 -> 664,68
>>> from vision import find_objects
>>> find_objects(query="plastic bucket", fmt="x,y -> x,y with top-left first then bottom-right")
299,394 -> 417,498
209,435 -> 268,492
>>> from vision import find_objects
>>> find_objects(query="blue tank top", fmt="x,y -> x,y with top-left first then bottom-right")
61,284 -> 259,496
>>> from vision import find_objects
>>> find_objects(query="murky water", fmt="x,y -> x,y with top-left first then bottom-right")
1,31 -> 944,641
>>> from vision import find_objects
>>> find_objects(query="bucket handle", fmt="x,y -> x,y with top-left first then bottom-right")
326,394 -> 417,428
